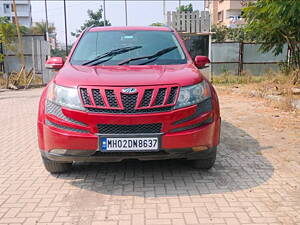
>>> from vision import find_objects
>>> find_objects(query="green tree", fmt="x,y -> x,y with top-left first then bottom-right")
243,0 -> 300,70
177,3 -> 193,12
149,22 -> 164,27
31,21 -> 56,36
211,25 -> 254,42
211,25 -> 227,42
51,48 -> 66,59
71,8 -> 111,37
0,17 -> 16,63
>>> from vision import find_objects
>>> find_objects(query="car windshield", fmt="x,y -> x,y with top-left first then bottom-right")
70,30 -> 187,66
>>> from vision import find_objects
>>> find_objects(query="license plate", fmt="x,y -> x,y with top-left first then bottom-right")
100,137 -> 159,151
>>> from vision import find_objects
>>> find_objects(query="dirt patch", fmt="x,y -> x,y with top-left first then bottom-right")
216,83 -> 300,111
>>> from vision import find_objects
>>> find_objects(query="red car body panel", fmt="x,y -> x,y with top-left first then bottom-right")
55,64 -> 202,87
38,26 -> 221,162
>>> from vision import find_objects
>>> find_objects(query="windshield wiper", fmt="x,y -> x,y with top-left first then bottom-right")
118,46 -> 178,65
82,46 -> 142,66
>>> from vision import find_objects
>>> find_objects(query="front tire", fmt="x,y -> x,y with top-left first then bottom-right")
42,157 -> 72,173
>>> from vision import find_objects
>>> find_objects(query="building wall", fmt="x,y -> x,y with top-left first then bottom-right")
0,0 -> 32,27
205,0 -> 254,27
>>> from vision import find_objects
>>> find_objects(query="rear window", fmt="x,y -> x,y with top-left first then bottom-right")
70,30 -> 187,66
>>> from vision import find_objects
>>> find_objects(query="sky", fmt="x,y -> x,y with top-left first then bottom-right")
31,0 -> 204,44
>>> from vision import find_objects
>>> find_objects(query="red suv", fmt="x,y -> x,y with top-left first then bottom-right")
38,26 -> 221,173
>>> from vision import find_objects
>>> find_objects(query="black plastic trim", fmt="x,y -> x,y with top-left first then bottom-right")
171,117 -> 213,133
173,98 -> 212,125
46,120 -> 89,133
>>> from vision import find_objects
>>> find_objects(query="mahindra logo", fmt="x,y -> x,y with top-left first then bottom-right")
122,88 -> 137,94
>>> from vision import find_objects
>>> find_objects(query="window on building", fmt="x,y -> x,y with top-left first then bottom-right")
4,4 -> 10,13
218,11 -> 224,22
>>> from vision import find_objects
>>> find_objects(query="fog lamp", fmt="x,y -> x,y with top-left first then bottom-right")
192,146 -> 208,152
50,149 -> 68,155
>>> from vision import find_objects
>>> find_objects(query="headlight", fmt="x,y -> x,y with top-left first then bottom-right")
47,83 -> 84,111
174,81 -> 211,109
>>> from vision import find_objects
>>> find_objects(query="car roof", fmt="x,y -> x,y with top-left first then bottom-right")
89,26 -> 172,32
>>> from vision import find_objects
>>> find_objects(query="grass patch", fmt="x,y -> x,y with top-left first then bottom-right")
212,72 -> 273,85
212,70 -> 299,86
214,70 -> 300,111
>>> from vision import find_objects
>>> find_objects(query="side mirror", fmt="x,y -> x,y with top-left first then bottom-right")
45,57 -> 64,70
194,56 -> 210,69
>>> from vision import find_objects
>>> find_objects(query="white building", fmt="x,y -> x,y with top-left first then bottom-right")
204,0 -> 255,27
0,0 -> 32,27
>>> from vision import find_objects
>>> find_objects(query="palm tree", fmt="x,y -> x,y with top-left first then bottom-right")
31,21 -> 56,35
0,17 -> 16,63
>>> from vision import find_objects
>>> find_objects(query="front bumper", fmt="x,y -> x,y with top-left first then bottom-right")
38,99 -> 221,162
41,146 -> 217,163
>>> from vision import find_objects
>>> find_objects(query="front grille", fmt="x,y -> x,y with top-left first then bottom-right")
97,123 -> 162,134
167,87 -> 178,104
80,88 -> 91,105
92,89 -> 105,106
105,90 -> 119,107
79,85 -> 179,114
121,93 -> 138,113
87,106 -> 173,114
140,89 -> 153,107
154,88 -> 167,105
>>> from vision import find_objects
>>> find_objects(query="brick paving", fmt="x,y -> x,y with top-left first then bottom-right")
0,88 -> 299,225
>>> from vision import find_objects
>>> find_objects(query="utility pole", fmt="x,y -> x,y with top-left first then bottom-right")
179,0 -> 181,8
103,0 -> 106,26
44,0 -> 49,42
163,0 -> 166,23
12,0 -> 25,69
124,0 -> 128,26
63,0 -> 68,55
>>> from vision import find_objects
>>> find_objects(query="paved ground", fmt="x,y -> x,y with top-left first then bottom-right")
0,87 -> 299,225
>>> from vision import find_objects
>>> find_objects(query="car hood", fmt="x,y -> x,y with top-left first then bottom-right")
54,63 -> 203,87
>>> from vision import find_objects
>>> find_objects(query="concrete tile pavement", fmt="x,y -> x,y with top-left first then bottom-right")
0,88 -> 299,225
